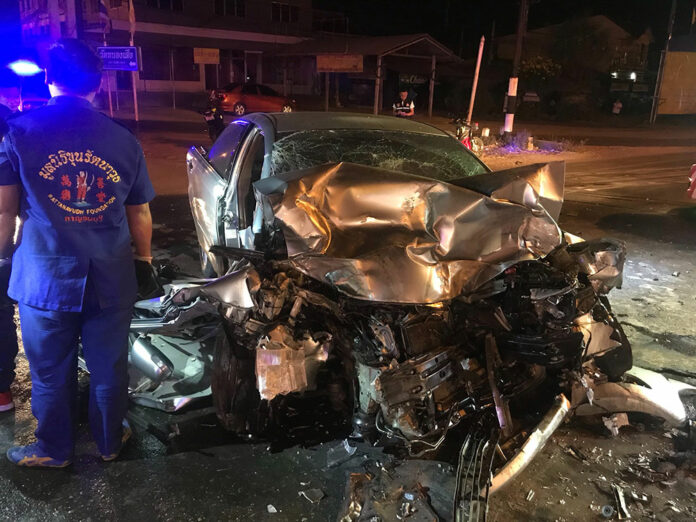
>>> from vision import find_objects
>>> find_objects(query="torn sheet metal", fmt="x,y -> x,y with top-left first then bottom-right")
574,366 -> 696,427
255,161 -> 564,303
568,239 -> 626,295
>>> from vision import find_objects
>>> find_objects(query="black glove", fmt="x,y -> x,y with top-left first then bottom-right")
134,259 -> 164,300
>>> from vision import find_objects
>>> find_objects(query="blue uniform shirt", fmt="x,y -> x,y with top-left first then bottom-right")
0,96 -> 155,312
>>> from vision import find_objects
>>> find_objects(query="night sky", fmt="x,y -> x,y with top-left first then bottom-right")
316,0 -> 691,56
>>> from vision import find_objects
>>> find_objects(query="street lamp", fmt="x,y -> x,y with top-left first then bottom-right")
7,59 -> 44,111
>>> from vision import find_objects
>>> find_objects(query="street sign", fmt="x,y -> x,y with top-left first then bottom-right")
194,48 -> 220,65
317,54 -> 363,73
97,46 -> 139,71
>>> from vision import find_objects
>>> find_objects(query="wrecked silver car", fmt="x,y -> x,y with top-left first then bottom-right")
127,114 -> 694,506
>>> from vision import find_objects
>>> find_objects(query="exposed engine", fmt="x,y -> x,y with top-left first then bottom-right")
149,237 -> 627,455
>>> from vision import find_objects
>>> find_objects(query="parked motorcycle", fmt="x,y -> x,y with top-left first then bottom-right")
452,117 -> 484,156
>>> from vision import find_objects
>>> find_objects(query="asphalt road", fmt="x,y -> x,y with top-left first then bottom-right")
0,119 -> 695,521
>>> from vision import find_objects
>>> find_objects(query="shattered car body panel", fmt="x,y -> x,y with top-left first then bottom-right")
255,161 -> 564,303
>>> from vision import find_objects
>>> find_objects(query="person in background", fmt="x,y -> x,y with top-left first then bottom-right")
393,87 -> 415,118
612,99 -> 623,116
0,39 -> 155,468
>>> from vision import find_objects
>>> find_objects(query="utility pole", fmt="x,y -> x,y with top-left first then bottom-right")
466,36 -> 485,124
503,0 -> 529,136
650,0 -> 678,124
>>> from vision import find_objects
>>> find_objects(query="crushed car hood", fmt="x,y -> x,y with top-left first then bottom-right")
255,161 -> 565,304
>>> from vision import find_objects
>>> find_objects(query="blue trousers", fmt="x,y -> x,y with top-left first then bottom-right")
0,262 -> 18,392
18,281 -> 131,460
0,302 -> 18,392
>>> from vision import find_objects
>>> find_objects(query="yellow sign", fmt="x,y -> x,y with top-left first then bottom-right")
194,48 -> 220,65
316,54 -> 363,73
658,51 -> 696,115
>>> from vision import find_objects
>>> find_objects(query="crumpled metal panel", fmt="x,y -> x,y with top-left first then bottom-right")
200,262 -> 261,308
568,239 -> 626,295
255,162 -> 564,303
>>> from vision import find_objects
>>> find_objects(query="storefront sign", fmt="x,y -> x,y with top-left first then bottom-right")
194,48 -> 220,65
317,54 -> 363,73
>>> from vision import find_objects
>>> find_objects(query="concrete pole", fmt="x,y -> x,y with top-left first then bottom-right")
428,55 -> 436,118
650,0 -> 677,124
324,72 -> 329,111
503,0 -> 529,135
47,0 -> 61,40
466,36 -> 485,124
65,0 -> 78,38
130,36 -> 139,122
170,48 -> 176,110
373,55 -> 382,115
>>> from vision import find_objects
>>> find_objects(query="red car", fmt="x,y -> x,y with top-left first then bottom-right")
689,164 -> 696,200
211,83 -> 294,116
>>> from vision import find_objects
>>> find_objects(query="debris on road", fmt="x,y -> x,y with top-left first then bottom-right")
603,413 -> 630,437
326,439 -> 358,468
267,504 -> 278,514
298,488 -> 325,504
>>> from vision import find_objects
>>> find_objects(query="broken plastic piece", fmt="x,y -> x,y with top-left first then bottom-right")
602,413 -> 629,437
611,483 -> 630,519
327,439 -> 358,468
267,504 -> 278,514
299,488 -> 325,504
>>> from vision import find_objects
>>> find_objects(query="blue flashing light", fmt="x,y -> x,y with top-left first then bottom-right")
8,60 -> 43,77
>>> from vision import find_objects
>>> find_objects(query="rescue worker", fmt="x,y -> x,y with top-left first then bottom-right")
0,39 -> 155,467
392,87 -> 415,118
0,101 -> 17,414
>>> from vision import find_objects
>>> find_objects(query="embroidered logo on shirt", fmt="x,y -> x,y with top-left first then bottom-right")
38,150 -> 120,223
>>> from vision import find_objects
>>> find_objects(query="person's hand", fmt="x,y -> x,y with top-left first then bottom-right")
134,258 -> 163,300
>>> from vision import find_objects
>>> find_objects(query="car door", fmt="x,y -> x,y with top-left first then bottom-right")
256,85 -> 283,112
241,84 -> 259,112
187,120 -> 252,274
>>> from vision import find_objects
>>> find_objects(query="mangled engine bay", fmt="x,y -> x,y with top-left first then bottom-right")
128,161 -> 694,489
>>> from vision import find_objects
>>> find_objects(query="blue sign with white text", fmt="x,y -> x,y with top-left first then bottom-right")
97,47 -> 139,72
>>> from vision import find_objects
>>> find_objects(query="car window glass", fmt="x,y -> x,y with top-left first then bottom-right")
236,133 -> 265,228
207,120 -> 250,178
241,84 -> 258,95
257,85 -> 279,96
222,83 -> 239,91
271,130 -> 488,181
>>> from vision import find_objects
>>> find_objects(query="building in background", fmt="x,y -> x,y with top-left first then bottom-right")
18,1 -> 348,99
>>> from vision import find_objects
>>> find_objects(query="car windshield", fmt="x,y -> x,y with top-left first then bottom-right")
271,129 -> 488,181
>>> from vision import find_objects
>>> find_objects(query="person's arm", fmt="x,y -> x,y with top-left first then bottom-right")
126,203 -> 152,262
0,185 -> 18,259
405,101 -> 415,117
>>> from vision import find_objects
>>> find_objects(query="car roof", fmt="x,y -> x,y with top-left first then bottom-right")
242,112 -> 449,137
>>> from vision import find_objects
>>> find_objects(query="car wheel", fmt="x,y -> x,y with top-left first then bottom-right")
200,247 -> 218,278
233,102 -> 247,116
281,104 -> 293,113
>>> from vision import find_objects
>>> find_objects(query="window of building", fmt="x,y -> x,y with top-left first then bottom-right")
271,2 -> 298,23
146,0 -> 183,10
214,0 -> 245,17
140,47 -> 200,81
